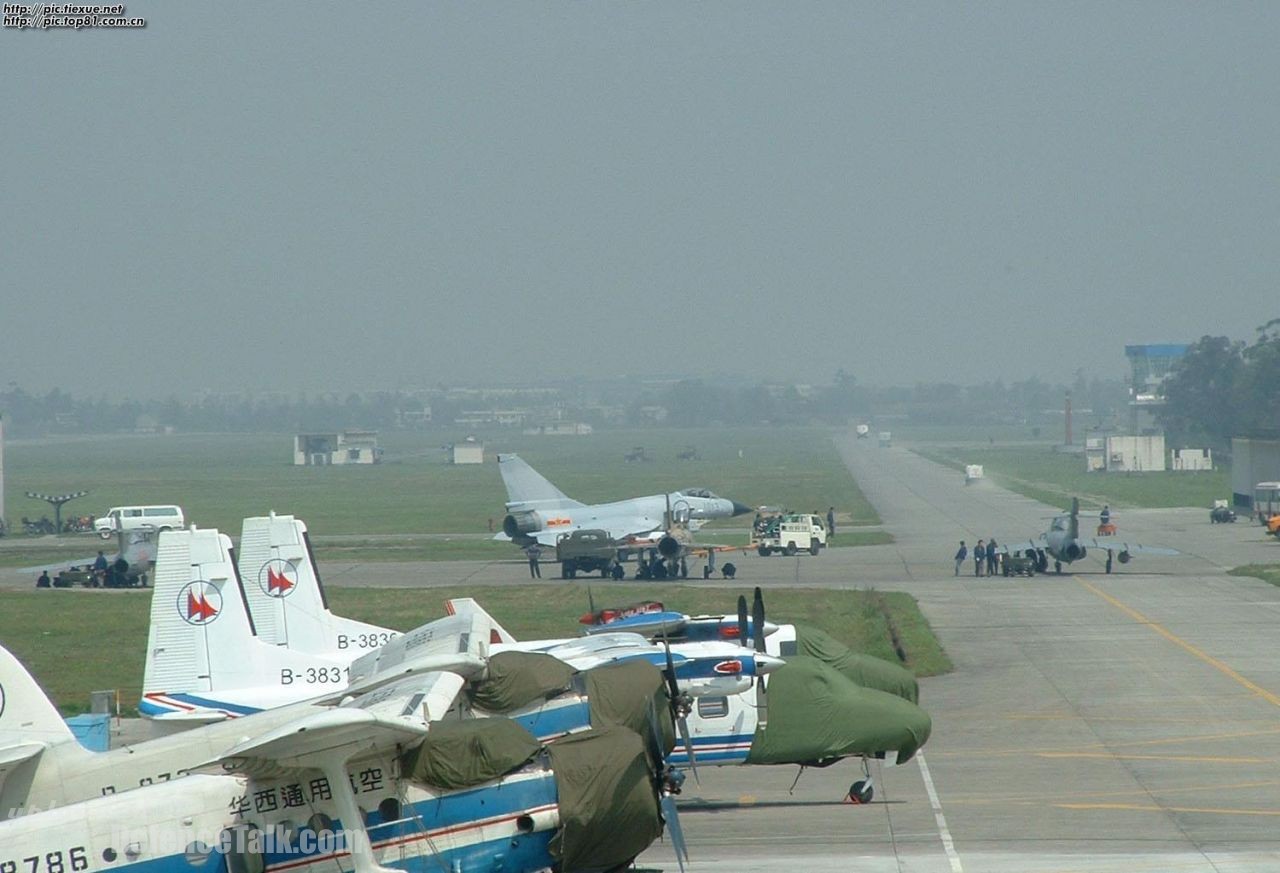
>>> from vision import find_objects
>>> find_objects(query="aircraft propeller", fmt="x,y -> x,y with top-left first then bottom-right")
643,697 -> 690,873
658,624 -> 699,784
736,594 -> 749,644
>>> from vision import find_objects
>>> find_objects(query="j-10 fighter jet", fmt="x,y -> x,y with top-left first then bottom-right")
496,453 -> 751,548
1002,497 -> 1179,574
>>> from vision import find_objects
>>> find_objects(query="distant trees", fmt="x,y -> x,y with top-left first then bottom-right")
1160,323 -> 1280,449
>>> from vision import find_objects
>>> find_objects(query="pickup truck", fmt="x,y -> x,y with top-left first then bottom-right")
755,513 -> 828,556
555,529 -> 621,578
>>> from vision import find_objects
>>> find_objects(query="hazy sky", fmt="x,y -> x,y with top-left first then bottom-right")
3,3 -> 1277,398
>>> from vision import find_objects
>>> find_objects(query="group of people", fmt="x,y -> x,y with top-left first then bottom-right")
751,506 -> 838,537
953,539 -> 1005,577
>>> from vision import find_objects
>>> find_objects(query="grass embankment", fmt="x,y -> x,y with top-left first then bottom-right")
913,444 -> 1228,510
2,427 -> 887,563
0,585 -> 949,715
1228,565 -> 1280,587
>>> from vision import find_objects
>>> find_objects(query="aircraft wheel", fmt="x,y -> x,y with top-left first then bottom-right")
702,565 -> 712,579
809,539 -> 820,556
1054,561 -> 1062,574
600,566 -> 609,579
784,543 -> 797,557
848,780 -> 873,804
1105,558 -> 1113,574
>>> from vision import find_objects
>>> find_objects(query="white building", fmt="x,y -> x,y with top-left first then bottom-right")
294,431 -> 381,466
1170,448 -> 1213,471
450,439 -> 484,464
1085,435 -> 1166,472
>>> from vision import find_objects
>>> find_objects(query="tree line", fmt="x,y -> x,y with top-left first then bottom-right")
1159,319 -> 1280,451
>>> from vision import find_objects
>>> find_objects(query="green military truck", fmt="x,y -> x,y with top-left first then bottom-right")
555,529 -> 621,579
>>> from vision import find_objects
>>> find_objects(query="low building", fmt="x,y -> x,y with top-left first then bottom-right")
450,439 -> 484,464
1085,435 -> 1166,472
523,422 -> 593,436
294,431 -> 381,466
1170,448 -> 1213,471
1231,438 -> 1280,509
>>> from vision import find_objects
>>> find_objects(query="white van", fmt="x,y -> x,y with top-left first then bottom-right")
95,505 -> 185,539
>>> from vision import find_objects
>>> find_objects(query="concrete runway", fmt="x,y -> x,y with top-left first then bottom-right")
632,436 -> 1280,872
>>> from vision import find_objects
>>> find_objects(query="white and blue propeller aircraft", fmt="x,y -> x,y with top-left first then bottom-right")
175,514 -> 931,803
1001,497 -> 1180,574
495,453 -> 752,561
0,639 -> 687,873
141,519 -> 779,728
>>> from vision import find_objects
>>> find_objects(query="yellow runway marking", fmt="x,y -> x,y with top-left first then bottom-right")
1057,802 -> 1280,817
1078,578 -> 1280,708
1036,752 -> 1270,764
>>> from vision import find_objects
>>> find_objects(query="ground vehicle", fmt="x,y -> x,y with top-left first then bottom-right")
878,431 -> 893,448
756,513 -> 828,556
1210,500 -> 1237,523
1255,483 -> 1280,531
555,528 -> 621,578
855,424 -> 870,439
94,504 -> 184,538
965,464 -> 984,485
1002,552 -> 1037,577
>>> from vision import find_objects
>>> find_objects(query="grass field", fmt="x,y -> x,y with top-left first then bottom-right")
912,444 -> 1228,510
0,585 -> 950,715
1,427 -> 883,563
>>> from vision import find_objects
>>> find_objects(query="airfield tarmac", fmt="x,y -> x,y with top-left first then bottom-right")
631,438 -> 1280,873
7,438 -> 1280,871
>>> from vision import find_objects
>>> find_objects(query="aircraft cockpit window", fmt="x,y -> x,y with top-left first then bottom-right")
1051,518 -> 1067,531
696,696 -> 729,718
682,488 -> 716,499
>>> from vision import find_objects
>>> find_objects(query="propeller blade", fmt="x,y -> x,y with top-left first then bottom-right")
736,594 -> 748,643
661,793 -> 689,872
676,713 -> 699,785
752,587 -> 766,653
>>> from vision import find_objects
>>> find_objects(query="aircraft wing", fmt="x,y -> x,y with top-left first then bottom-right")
341,613 -> 489,695
498,453 -> 584,511
1079,538 -> 1180,557
216,671 -> 465,772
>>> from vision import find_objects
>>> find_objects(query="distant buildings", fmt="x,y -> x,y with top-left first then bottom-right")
294,431 -> 381,466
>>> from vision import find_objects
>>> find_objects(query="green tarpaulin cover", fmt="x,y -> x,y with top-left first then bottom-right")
401,717 -> 542,790
584,660 -> 675,753
794,624 -> 919,703
469,651 -> 578,713
546,724 -> 662,872
745,656 -> 932,766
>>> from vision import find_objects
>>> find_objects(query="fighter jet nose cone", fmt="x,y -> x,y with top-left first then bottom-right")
731,501 -> 753,517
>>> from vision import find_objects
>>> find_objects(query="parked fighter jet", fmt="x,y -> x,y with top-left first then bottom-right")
0,641 -> 686,873
1002,497 -> 1180,574
496,453 -> 752,553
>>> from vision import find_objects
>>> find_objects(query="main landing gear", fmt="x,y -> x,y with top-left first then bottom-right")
847,759 -> 874,804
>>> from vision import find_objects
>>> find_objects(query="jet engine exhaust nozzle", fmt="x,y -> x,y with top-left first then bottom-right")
657,535 -> 681,559
503,511 -> 541,538
1063,543 -> 1083,562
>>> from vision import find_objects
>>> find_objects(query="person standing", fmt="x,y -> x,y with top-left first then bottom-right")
93,550 -> 109,586
36,570 -> 51,588
525,543 -> 542,579
987,538 -> 999,576
826,506 -> 836,538
973,540 -> 985,577
953,541 -> 967,576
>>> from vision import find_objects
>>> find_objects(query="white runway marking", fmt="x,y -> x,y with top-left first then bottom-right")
917,751 -> 964,873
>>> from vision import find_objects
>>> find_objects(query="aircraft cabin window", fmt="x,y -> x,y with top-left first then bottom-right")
185,841 -> 214,866
697,696 -> 729,718
219,826 -> 264,873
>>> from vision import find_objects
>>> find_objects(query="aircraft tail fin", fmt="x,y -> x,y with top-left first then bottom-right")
1069,497 -> 1080,540
237,513 -> 396,651
497,454 -> 583,510
0,645 -> 79,750
445,597 -> 518,644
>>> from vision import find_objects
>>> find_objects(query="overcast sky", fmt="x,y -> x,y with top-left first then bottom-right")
2,3 -> 1276,398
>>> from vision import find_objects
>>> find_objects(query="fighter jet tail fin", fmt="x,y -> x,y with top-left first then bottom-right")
497,454 -> 584,511
1069,497 -> 1080,541
237,513 -> 397,651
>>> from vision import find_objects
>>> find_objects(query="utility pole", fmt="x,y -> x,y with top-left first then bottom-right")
1064,391 -> 1073,447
